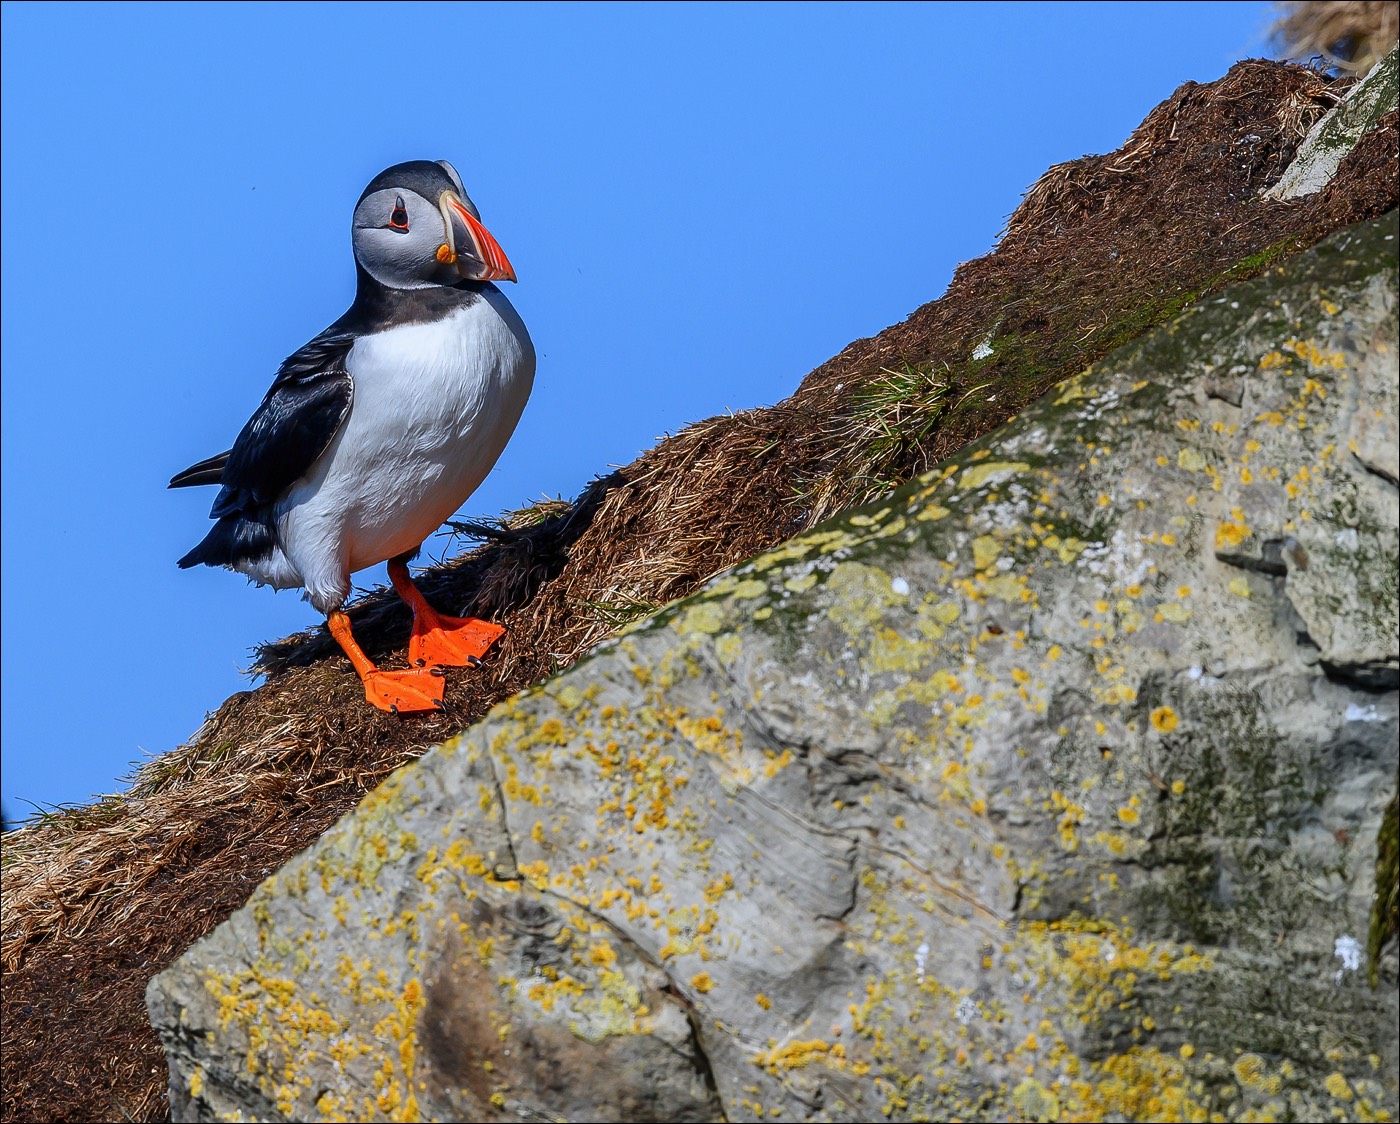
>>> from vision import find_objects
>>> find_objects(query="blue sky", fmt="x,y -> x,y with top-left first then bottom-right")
0,1 -> 1272,818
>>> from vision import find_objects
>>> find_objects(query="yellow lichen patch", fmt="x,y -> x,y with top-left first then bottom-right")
517,860 -> 550,887
1097,683 -> 1138,707
973,535 -> 1001,570
1050,791 -> 1086,852
959,461 -> 1030,490
929,600 -> 961,626
753,1038 -> 840,1073
690,971 -> 715,993
1150,706 -> 1179,733
1232,1052 -> 1282,1096
1041,534 -> 1090,564
714,633 -> 743,664
982,572 -> 1031,603
672,600 -> 728,636
1284,337 -> 1347,371
1056,1047 -> 1210,1122
1012,1077 -> 1061,1122
728,578 -> 768,601
1214,510 -> 1251,550
823,562 -> 912,637
1093,829 -> 1136,856
762,748 -> 795,777
869,626 -> 928,674
502,761 -> 542,807
1177,448 -> 1207,472
916,502 -> 952,523
525,971 -> 586,1013
203,957 -> 430,1122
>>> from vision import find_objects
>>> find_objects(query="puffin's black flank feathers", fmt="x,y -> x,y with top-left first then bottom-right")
177,513 -> 276,571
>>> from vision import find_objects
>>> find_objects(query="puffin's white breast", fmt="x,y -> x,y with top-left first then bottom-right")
278,288 -> 534,607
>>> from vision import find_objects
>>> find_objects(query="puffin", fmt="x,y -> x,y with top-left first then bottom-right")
171,159 -> 535,714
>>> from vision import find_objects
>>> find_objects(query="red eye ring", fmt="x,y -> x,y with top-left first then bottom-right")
388,194 -> 410,232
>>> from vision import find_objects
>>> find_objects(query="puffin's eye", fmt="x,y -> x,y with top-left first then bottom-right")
388,195 -> 410,232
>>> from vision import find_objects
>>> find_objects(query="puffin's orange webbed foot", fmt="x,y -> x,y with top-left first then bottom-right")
360,667 -> 446,714
408,612 -> 505,669
389,557 -> 504,669
328,608 -> 445,715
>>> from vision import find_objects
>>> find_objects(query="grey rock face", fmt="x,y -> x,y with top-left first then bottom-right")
149,214 -> 1400,1122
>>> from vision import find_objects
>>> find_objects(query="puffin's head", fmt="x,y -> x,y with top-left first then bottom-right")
351,159 -> 516,289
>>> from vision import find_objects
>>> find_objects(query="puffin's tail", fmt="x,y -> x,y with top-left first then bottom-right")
178,515 -> 275,570
169,450 -> 231,489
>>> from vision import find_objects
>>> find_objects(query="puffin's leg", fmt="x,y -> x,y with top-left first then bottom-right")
327,609 -> 445,714
388,555 -> 505,669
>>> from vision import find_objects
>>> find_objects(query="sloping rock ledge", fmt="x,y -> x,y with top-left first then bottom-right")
149,212 -> 1399,1122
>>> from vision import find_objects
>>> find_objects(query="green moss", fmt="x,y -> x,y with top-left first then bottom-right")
1207,235 -> 1304,290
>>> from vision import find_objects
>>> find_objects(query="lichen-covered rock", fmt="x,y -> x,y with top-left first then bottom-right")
149,213 -> 1400,1123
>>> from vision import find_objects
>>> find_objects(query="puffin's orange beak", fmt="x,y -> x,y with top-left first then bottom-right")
440,193 -> 516,283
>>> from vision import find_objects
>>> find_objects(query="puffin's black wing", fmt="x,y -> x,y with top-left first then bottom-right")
174,333 -> 354,571
175,332 -> 355,519
212,333 -> 355,516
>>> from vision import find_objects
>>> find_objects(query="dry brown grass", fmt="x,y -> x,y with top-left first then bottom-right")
1273,0 -> 1400,75
3,59 -> 1397,1123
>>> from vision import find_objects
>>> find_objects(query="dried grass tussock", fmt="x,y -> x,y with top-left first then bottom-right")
1272,0 -> 1400,75
2,59 -> 1397,1122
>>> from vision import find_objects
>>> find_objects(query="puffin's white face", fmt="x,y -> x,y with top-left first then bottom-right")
351,160 -> 516,290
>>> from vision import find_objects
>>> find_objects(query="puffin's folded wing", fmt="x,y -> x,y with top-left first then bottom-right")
209,333 -> 356,519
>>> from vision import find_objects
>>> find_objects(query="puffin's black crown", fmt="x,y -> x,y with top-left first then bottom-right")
357,160 -> 457,207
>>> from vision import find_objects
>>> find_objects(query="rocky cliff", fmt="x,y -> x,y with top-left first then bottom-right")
149,203 -> 1399,1121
